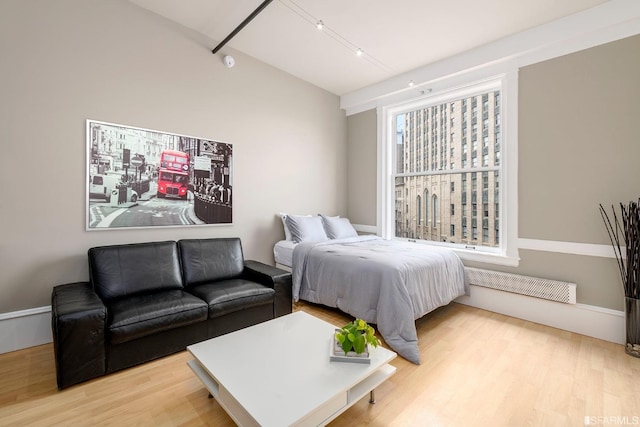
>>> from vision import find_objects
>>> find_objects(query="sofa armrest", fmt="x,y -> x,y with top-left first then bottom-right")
51,282 -> 107,389
243,260 -> 292,318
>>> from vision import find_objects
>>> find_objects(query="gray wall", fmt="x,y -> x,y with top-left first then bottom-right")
346,109 -> 377,226
0,0 -> 346,313
346,34 -> 640,311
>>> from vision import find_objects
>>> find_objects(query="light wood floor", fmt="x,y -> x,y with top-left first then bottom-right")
1,302 -> 640,426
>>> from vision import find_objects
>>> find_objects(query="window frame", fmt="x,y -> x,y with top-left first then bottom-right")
378,73 -> 519,266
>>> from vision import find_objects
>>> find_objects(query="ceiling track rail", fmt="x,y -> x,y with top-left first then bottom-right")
211,0 -> 274,54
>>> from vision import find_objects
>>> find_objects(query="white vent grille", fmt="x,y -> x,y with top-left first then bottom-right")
465,267 -> 576,304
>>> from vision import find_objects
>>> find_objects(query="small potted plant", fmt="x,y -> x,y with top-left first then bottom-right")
334,319 -> 381,357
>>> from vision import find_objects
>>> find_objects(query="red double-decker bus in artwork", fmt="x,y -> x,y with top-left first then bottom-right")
157,150 -> 189,200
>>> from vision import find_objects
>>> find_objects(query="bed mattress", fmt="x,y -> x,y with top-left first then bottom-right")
273,240 -> 296,268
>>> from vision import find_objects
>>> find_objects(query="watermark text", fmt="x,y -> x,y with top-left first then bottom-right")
585,416 -> 640,425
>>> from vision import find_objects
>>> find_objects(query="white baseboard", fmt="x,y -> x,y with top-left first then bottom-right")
275,263 -> 292,272
0,286 -> 626,355
0,306 -> 52,355
456,285 -> 625,345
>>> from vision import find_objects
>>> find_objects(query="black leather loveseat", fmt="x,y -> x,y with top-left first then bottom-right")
51,238 -> 292,390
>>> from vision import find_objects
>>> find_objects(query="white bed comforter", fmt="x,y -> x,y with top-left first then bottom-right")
291,236 -> 468,364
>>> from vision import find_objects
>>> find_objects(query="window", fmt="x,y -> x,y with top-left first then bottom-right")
432,195 -> 438,224
382,74 -> 518,265
424,190 -> 429,226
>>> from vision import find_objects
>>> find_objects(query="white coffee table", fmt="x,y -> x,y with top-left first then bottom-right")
187,311 -> 397,426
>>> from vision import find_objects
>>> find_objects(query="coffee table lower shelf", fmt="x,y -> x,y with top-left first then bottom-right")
188,359 -> 396,426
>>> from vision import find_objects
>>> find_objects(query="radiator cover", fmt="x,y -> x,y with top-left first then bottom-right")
465,267 -> 576,304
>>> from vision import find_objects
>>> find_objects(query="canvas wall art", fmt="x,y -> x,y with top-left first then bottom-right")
86,120 -> 233,230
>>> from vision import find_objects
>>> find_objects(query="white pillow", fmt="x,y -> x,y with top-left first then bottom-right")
278,213 -> 292,241
285,215 -> 329,243
321,215 -> 358,239
278,213 -> 311,241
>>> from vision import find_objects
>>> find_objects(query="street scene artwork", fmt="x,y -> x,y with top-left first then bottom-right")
86,120 -> 233,230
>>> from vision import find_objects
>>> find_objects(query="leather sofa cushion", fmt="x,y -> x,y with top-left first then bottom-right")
178,238 -> 244,286
108,290 -> 207,345
188,279 -> 275,319
89,241 -> 183,302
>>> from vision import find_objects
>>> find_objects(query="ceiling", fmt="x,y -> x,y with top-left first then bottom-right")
127,0 -> 609,96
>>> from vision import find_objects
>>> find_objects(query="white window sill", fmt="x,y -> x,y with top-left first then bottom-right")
393,236 -> 520,267
452,247 -> 520,267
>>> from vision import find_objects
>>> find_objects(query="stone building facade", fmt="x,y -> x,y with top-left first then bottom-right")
395,91 -> 501,248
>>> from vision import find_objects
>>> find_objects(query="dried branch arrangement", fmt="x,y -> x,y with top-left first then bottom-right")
600,200 -> 640,299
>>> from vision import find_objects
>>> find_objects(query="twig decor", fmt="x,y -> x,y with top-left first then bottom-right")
599,200 -> 640,299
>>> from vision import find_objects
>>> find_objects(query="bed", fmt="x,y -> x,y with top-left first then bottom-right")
274,239 -> 296,271
275,214 -> 468,364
